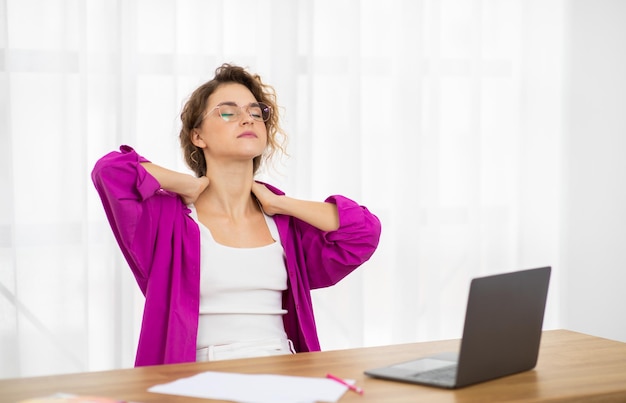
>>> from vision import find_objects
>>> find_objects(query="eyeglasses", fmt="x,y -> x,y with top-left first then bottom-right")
207,101 -> 272,123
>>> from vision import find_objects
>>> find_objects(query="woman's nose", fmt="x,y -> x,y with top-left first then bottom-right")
240,113 -> 254,125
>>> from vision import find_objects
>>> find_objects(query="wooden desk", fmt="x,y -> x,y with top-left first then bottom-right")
2,330 -> 626,402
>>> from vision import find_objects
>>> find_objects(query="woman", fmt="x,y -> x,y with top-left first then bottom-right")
92,63 -> 381,366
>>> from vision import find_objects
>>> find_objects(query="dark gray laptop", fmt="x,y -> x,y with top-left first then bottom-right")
364,266 -> 551,389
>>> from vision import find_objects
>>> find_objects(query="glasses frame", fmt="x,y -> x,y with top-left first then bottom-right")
205,101 -> 272,124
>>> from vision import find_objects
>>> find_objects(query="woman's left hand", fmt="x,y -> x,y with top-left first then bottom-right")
251,181 -> 281,216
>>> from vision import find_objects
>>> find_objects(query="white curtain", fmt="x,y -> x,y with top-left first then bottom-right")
0,0 -> 564,378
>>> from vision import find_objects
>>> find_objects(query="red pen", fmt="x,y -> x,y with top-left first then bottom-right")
326,373 -> 364,395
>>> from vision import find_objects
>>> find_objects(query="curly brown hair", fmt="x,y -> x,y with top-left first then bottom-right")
179,63 -> 287,177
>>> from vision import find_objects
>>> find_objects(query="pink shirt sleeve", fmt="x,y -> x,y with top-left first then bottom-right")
91,145 -> 176,293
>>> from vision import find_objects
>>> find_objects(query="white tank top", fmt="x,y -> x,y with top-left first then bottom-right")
189,205 -> 288,348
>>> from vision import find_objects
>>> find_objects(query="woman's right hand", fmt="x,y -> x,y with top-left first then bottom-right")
181,176 -> 210,205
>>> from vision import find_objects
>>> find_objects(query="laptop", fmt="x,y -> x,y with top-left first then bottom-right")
364,266 -> 551,389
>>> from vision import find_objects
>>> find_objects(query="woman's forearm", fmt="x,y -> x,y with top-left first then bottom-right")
271,197 -> 340,232
141,162 -> 208,204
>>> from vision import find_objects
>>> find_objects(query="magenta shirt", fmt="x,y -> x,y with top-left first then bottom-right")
92,145 -> 381,366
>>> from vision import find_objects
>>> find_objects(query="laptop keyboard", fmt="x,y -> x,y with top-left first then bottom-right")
411,365 -> 457,387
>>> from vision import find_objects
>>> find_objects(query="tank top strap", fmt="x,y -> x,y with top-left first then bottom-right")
263,213 -> 280,242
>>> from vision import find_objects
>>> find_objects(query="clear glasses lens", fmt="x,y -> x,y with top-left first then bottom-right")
217,102 -> 271,122
248,103 -> 271,121
217,105 -> 238,122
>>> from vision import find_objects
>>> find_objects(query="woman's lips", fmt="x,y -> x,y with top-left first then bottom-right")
237,131 -> 257,138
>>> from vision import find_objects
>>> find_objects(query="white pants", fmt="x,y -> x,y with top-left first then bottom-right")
196,338 -> 295,362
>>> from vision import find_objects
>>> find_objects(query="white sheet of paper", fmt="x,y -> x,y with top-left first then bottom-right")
147,371 -> 352,403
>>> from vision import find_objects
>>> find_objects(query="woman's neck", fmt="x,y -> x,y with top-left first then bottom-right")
196,161 -> 258,219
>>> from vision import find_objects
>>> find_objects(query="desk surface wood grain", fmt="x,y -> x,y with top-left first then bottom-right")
2,329 -> 626,402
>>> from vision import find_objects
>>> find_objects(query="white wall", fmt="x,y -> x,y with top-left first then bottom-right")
561,0 -> 626,342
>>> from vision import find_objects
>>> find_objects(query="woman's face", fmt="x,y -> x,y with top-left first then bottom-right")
193,82 -> 268,168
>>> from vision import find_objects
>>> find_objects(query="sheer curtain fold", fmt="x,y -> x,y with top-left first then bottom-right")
0,0 -> 563,378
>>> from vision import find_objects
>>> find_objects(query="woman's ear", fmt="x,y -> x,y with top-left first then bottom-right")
191,129 -> 206,148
